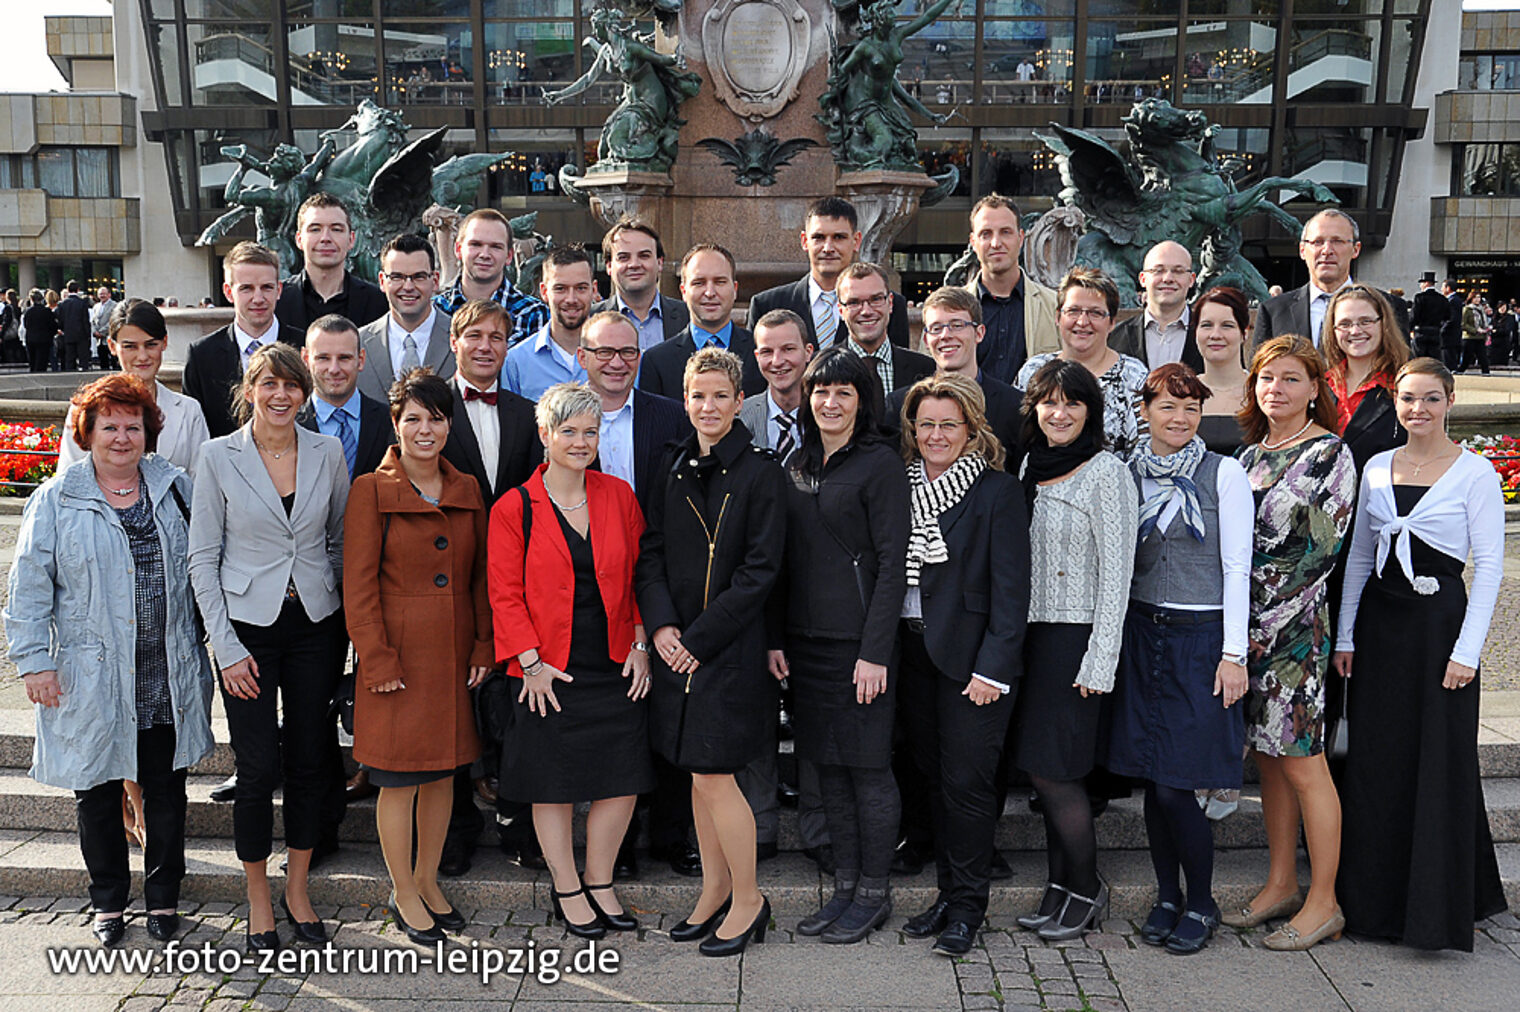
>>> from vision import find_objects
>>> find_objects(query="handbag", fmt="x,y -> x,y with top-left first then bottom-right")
1328,677 -> 1349,761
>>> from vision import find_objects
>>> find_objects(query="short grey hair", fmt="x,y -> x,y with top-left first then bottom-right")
535,382 -> 602,432
1301,208 -> 1360,243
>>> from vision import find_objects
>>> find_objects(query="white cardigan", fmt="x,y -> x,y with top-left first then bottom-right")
1335,448 -> 1504,668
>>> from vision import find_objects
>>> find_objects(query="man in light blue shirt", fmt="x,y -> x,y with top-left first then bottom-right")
502,246 -> 596,401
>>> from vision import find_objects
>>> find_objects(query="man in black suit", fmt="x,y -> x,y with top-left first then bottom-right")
885,287 -> 1023,464
53,280 -> 92,371
1252,208 -> 1409,348
296,313 -> 396,862
589,217 -> 690,351
437,298 -> 543,877
577,311 -> 701,879
1441,278 -> 1465,370
1410,272 -> 1448,360
640,243 -> 765,398
837,262 -> 934,402
184,242 -> 306,437
746,196 -> 909,349
1107,241 -> 1205,373
275,193 -> 388,334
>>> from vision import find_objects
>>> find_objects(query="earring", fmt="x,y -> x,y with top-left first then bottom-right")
1309,399 -> 1316,409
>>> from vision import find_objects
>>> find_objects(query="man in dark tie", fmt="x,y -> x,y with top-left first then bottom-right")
738,309 -> 813,463
1106,241 -> 1205,372
746,197 -> 909,349
589,217 -> 690,351
576,311 -> 700,879
357,232 -> 457,403
437,299 -> 543,876
274,193 -> 388,334
639,243 -> 764,397
183,242 -> 306,437
837,262 -> 935,399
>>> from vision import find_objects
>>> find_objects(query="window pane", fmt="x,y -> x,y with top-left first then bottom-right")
1186,0 -> 1279,13
1286,21 -> 1379,103
1086,22 -> 1176,101
485,0 -> 576,15
375,0 -> 472,15
149,21 -> 184,106
196,128 -> 280,211
985,0 -> 1075,13
1178,20 -> 1277,105
187,23 -> 277,106
1285,126 -> 1369,207
1462,143 -> 1505,196
285,1 -> 377,18
485,128 -> 578,200
36,149 -> 76,198
982,21 -> 1076,104
484,22 -> 579,105
1211,126 -> 1270,188
182,0 -> 275,17
899,20 -> 975,108
917,135 -> 972,197
383,22 -> 475,106
75,149 -> 115,198
288,21 -> 379,105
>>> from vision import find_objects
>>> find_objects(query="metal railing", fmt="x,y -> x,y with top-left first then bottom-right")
0,447 -> 61,494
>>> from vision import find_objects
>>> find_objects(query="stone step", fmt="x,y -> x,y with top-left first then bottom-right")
0,768 -> 1517,857
0,830 -> 1515,923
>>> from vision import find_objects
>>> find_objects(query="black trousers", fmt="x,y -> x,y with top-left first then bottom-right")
1440,333 -> 1463,370
63,338 -> 91,371
25,339 -> 50,373
225,603 -> 346,863
1459,337 -> 1491,374
75,725 -> 187,913
897,626 -> 1016,926
1412,332 -> 1443,361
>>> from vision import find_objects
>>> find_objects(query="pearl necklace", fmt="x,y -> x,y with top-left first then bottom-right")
97,477 -> 137,497
1260,418 -> 1314,451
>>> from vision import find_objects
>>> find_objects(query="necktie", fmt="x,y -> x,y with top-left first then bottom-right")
815,291 -> 838,348
400,333 -> 421,375
243,339 -> 261,368
464,386 -> 498,406
334,408 -> 357,480
774,412 -> 796,467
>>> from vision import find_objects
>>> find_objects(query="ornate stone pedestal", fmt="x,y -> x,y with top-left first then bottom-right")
835,170 -> 938,265
571,170 -> 677,233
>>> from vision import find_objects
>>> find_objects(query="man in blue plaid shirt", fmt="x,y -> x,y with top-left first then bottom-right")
433,208 -> 549,348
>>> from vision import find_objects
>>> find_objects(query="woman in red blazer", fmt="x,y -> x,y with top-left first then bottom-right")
489,382 -> 653,939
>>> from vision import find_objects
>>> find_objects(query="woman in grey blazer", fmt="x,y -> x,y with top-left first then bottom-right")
188,343 -> 348,953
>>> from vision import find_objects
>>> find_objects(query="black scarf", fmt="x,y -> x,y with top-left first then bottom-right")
1021,429 -> 1100,513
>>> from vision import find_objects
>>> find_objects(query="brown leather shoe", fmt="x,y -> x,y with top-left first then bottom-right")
474,776 -> 499,804
345,769 -> 377,802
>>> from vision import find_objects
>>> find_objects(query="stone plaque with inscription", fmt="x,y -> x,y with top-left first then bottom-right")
702,0 -> 811,121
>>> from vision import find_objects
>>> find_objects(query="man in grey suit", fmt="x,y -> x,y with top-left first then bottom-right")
1107,240 -> 1205,373
589,217 -> 690,351
356,233 -> 456,402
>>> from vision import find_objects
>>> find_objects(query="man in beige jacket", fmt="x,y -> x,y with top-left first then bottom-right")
961,194 -> 1060,385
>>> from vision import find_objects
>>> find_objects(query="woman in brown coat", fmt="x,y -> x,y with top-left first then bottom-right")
344,370 -> 493,944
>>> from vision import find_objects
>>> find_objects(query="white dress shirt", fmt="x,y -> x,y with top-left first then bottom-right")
599,394 -> 636,487
232,319 -> 279,370
387,308 -> 437,379
456,373 -> 500,493
1143,306 -> 1190,366
1308,279 -> 1353,346
809,276 -> 840,348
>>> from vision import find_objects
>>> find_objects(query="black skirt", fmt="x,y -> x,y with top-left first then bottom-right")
790,634 -> 895,769
1013,623 -> 1104,781
1337,489 -> 1507,951
499,509 -> 655,804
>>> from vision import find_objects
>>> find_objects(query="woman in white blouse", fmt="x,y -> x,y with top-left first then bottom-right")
1011,358 -> 1137,941
1331,357 -> 1508,951
58,300 -> 210,476
1107,363 -> 1252,955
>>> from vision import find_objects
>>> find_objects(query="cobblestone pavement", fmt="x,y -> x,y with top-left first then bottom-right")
0,895 -> 1516,1010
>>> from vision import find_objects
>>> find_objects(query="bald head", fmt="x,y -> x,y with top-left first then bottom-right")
1138,241 -> 1195,321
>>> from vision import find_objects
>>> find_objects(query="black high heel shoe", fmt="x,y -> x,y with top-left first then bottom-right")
92,915 -> 125,947
389,891 -> 445,945
421,897 -> 467,932
551,887 -> 608,940
584,883 -> 638,931
699,896 -> 769,958
670,895 -> 731,942
280,894 -> 329,944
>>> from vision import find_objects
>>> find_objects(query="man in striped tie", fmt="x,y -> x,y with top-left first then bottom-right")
746,197 -> 911,349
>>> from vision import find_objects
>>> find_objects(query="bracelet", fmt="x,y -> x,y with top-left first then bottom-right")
631,641 -> 647,653
522,660 -> 543,676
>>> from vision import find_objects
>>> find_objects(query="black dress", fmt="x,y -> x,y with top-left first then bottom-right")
500,507 -> 654,804
1337,485 -> 1507,951
1197,414 -> 1245,458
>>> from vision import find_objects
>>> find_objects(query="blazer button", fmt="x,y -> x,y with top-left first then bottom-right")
1057,570 -> 1066,576
435,536 -> 449,550
434,573 -> 449,588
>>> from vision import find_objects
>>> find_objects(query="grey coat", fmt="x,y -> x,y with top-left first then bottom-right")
188,424 -> 348,667
4,455 -> 215,790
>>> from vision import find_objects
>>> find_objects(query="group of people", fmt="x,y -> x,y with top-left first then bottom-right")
5,281 -> 119,372
4,194 -> 1507,962
1410,273 -> 1516,375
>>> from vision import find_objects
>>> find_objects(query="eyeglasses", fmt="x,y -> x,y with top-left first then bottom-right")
579,345 -> 640,362
840,293 -> 891,310
1059,307 -> 1111,321
924,320 -> 977,337
912,419 -> 966,435
1333,317 -> 1381,333
382,271 -> 434,286
1141,266 -> 1193,277
1302,237 -> 1354,250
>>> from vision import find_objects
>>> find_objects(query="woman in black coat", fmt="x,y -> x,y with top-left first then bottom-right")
893,373 -> 1030,957
21,290 -> 57,374
635,348 -> 787,958
775,346 -> 911,945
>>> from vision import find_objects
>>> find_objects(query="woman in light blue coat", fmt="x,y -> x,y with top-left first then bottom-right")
4,374 -> 213,947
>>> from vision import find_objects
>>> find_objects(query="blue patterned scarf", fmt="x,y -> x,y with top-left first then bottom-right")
1130,435 -> 1208,543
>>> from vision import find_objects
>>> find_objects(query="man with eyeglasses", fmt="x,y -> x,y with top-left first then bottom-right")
838,262 -> 934,400
746,196 -> 909,350
1253,208 -> 1409,348
275,193 -> 388,334
502,245 -> 597,401
356,232 -> 456,402
1107,241 -> 1204,372
639,243 -> 765,398
960,194 -> 1061,384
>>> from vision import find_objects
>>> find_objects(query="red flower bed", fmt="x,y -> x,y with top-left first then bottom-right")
1463,434 -> 1520,503
0,419 -> 62,494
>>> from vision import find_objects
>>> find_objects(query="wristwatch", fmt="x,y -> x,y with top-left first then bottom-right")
1222,652 -> 1247,666
631,641 -> 648,653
